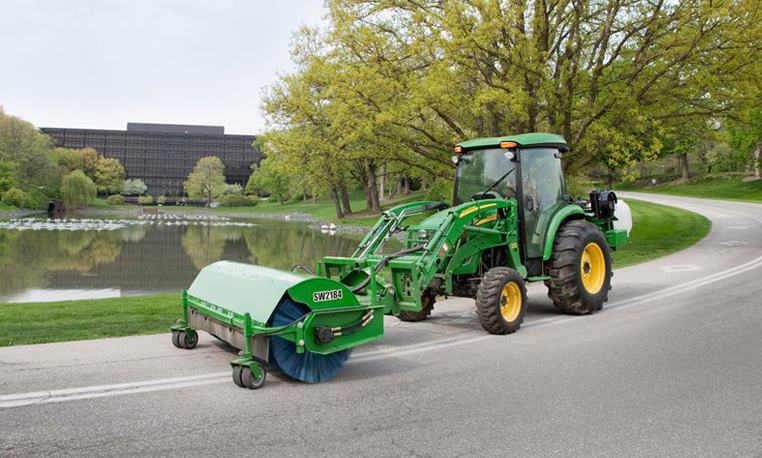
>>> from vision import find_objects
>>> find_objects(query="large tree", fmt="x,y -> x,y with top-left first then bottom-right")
0,109 -> 60,193
184,156 -> 226,205
246,156 -> 292,205
262,0 -> 762,195
61,170 -> 96,210
94,157 -> 126,193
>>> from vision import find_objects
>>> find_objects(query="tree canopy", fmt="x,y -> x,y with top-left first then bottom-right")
184,156 -> 226,204
61,170 -> 96,210
122,178 -> 148,196
258,0 -> 762,216
94,157 -> 126,193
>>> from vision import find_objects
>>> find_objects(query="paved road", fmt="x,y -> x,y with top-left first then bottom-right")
1,193 -> 761,457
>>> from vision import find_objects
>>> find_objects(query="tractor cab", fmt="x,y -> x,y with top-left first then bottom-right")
453,133 -> 570,260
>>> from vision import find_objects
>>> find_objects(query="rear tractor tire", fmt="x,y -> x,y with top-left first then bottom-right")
476,267 -> 527,335
397,295 -> 435,322
545,220 -> 612,315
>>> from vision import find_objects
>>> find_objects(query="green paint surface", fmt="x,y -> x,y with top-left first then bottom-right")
457,133 -> 567,150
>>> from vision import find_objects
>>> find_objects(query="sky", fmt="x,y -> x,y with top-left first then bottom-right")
0,0 -> 327,134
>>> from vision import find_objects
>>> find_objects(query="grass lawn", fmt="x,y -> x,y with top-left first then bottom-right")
0,293 -> 178,347
0,202 -> 17,212
88,197 -> 135,210
0,198 -> 709,347
612,199 -> 710,267
214,190 -> 428,227
616,175 -> 762,203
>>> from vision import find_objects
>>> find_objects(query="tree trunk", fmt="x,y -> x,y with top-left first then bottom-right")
365,159 -> 382,213
402,175 -> 410,194
339,181 -> 352,215
678,153 -> 690,181
330,187 -> 344,219
754,145 -> 761,180
378,164 -> 386,202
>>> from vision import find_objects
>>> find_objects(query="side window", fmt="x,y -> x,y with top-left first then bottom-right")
520,148 -> 567,258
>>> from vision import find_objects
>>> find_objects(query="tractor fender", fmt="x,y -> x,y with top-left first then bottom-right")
541,205 -> 586,261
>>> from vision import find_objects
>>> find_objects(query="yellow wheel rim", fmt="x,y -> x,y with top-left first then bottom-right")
580,242 -> 606,294
500,281 -> 522,322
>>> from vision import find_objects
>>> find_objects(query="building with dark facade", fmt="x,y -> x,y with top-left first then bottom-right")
41,122 -> 261,195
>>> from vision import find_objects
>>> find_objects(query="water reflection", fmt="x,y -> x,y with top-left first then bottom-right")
0,217 -> 376,303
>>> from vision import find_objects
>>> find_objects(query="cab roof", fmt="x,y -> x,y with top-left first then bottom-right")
456,132 -> 567,151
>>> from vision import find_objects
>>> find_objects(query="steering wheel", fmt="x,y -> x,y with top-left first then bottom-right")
471,191 -> 502,201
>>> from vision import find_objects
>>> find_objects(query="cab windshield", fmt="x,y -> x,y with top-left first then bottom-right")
453,148 -> 516,205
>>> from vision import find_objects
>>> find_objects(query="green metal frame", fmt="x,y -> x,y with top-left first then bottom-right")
320,198 -> 528,316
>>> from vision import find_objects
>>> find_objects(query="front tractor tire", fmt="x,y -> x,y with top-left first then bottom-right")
397,295 -> 435,322
546,220 -> 612,315
476,267 -> 527,335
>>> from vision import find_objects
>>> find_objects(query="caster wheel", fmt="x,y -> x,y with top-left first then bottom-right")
242,365 -> 266,390
171,330 -> 182,348
179,330 -> 198,349
231,365 -> 245,388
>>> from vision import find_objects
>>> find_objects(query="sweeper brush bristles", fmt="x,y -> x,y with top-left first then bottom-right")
269,299 -> 351,383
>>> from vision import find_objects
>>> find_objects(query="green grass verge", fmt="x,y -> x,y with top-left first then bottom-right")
0,199 -> 709,347
612,199 -> 710,267
616,175 -> 762,203
0,293 -> 178,347
0,202 -> 18,212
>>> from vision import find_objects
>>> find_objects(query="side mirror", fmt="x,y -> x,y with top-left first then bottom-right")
525,196 -> 536,212
504,151 -> 515,161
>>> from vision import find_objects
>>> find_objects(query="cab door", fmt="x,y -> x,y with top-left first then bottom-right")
517,147 -> 568,259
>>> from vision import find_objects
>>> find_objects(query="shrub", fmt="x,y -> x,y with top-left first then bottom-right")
1,187 -> 33,208
137,195 -> 154,205
219,194 -> 258,207
156,195 -> 166,205
27,188 -> 50,210
106,194 -> 126,205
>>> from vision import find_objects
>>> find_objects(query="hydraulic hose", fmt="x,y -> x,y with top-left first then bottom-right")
291,264 -> 315,275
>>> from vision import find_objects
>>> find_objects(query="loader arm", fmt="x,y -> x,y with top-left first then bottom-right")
320,198 -> 522,316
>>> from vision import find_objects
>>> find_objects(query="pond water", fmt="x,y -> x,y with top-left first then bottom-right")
0,214 -> 379,303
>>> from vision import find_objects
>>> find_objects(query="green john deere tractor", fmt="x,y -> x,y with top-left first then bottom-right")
171,133 -> 629,389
